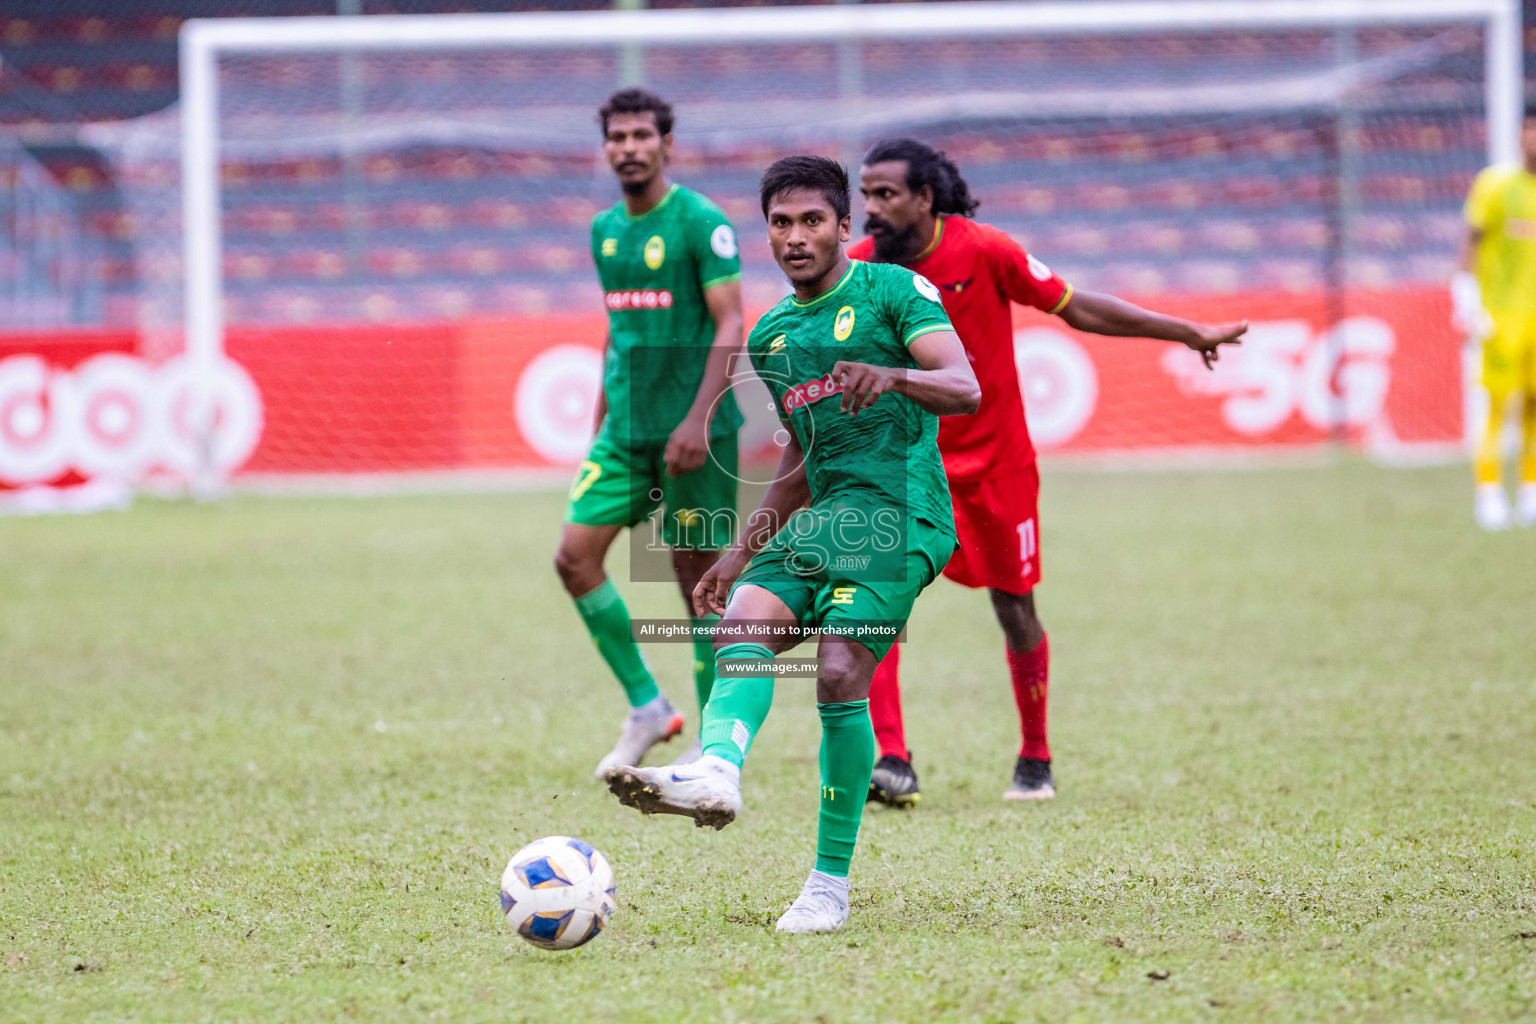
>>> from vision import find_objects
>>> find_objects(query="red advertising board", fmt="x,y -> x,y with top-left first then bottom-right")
1011,288 -> 1462,457
0,286 -> 1466,488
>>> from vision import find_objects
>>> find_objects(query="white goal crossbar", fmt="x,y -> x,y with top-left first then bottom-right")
179,0 -> 1524,484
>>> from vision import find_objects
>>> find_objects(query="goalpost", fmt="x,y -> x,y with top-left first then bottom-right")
174,0 -> 1525,489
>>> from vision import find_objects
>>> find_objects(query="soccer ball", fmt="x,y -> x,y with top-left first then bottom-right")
499,836 -> 616,950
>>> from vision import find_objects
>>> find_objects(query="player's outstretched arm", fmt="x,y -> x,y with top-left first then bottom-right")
833,330 -> 980,417
665,281 -> 745,477
692,432 -> 810,616
1057,290 -> 1247,370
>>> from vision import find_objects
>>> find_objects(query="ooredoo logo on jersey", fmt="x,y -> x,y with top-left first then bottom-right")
782,372 -> 844,414
605,290 -> 674,310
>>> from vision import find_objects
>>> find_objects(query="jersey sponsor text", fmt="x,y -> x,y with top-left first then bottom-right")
782,372 -> 845,413
604,289 -> 674,311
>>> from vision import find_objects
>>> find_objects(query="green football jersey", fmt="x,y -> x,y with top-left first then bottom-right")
747,259 -> 957,534
591,184 -> 744,442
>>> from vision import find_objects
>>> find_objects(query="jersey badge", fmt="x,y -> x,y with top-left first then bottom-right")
768,333 -> 787,354
940,277 -> 974,293
710,224 -> 738,259
644,235 -> 666,270
830,586 -> 857,605
601,238 -> 618,258
1026,254 -> 1053,282
913,275 -> 942,303
833,305 -> 856,341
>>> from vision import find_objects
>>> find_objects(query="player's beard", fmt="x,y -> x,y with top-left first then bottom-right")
617,160 -> 658,197
619,173 -> 654,197
867,219 -> 923,263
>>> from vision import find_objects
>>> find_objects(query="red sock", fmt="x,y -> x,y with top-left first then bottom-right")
1007,633 -> 1050,761
867,645 -> 908,760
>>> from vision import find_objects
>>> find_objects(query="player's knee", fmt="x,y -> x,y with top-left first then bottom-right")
553,544 -> 597,593
711,628 -> 742,656
990,589 -> 1045,651
816,650 -> 870,704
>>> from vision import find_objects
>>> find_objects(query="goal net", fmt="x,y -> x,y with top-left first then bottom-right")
56,0 -> 1525,490
0,134 -> 100,331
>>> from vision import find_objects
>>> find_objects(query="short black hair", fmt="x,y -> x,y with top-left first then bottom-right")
758,155 -> 851,220
598,88 -> 674,137
862,137 -> 980,218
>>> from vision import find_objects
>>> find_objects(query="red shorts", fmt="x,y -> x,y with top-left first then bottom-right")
942,462 -> 1041,595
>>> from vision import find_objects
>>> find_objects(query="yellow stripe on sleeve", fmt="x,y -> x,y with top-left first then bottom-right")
1047,283 -> 1074,315
903,324 -> 952,347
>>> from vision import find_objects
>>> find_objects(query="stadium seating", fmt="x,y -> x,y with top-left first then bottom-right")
1,1 -> 1533,326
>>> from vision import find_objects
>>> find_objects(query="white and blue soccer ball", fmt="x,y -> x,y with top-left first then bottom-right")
500,836 -> 616,950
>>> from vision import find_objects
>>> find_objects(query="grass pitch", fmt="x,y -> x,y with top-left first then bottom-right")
1,462 -> 1534,1023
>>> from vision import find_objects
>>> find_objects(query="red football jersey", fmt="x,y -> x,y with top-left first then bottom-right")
849,215 -> 1072,479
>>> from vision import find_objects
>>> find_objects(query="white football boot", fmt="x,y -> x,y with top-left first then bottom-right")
1516,484 -> 1536,527
775,870 -> 850,934
605,754 -> 741,830
668,737 -> 705,766
1475,484 -> 1512,532
593,696 -> 684,781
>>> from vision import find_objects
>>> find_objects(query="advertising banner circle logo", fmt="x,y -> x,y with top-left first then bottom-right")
0,352 -> 262,484
514,345 -> 603,463
1014,328 -> 1098,448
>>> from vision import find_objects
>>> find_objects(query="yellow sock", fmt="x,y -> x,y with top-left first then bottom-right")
1520,396 -> 1536,486
1475,390 -> 1507,486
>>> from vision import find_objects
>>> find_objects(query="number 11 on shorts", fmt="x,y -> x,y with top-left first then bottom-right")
1017,518 -> 1037,567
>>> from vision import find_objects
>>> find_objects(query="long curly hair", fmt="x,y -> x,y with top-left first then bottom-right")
863,137 -> 979,218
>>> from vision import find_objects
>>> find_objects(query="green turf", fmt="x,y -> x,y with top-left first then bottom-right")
2,462 -> 1534,1023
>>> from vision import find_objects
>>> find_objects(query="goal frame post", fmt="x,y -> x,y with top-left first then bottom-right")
179,0 -> 1524,485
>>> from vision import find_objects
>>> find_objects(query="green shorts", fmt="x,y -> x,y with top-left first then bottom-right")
565,430 -> 739,550
728,498 -> 957,659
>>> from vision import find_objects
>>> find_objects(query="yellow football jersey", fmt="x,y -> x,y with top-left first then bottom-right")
1464,163 -> 1536,315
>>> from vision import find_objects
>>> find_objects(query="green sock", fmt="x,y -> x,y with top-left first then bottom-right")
699,643 -> 775,768
814,700 -> 875,878
572,579 -> 659,708
689,616 -> 720,712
